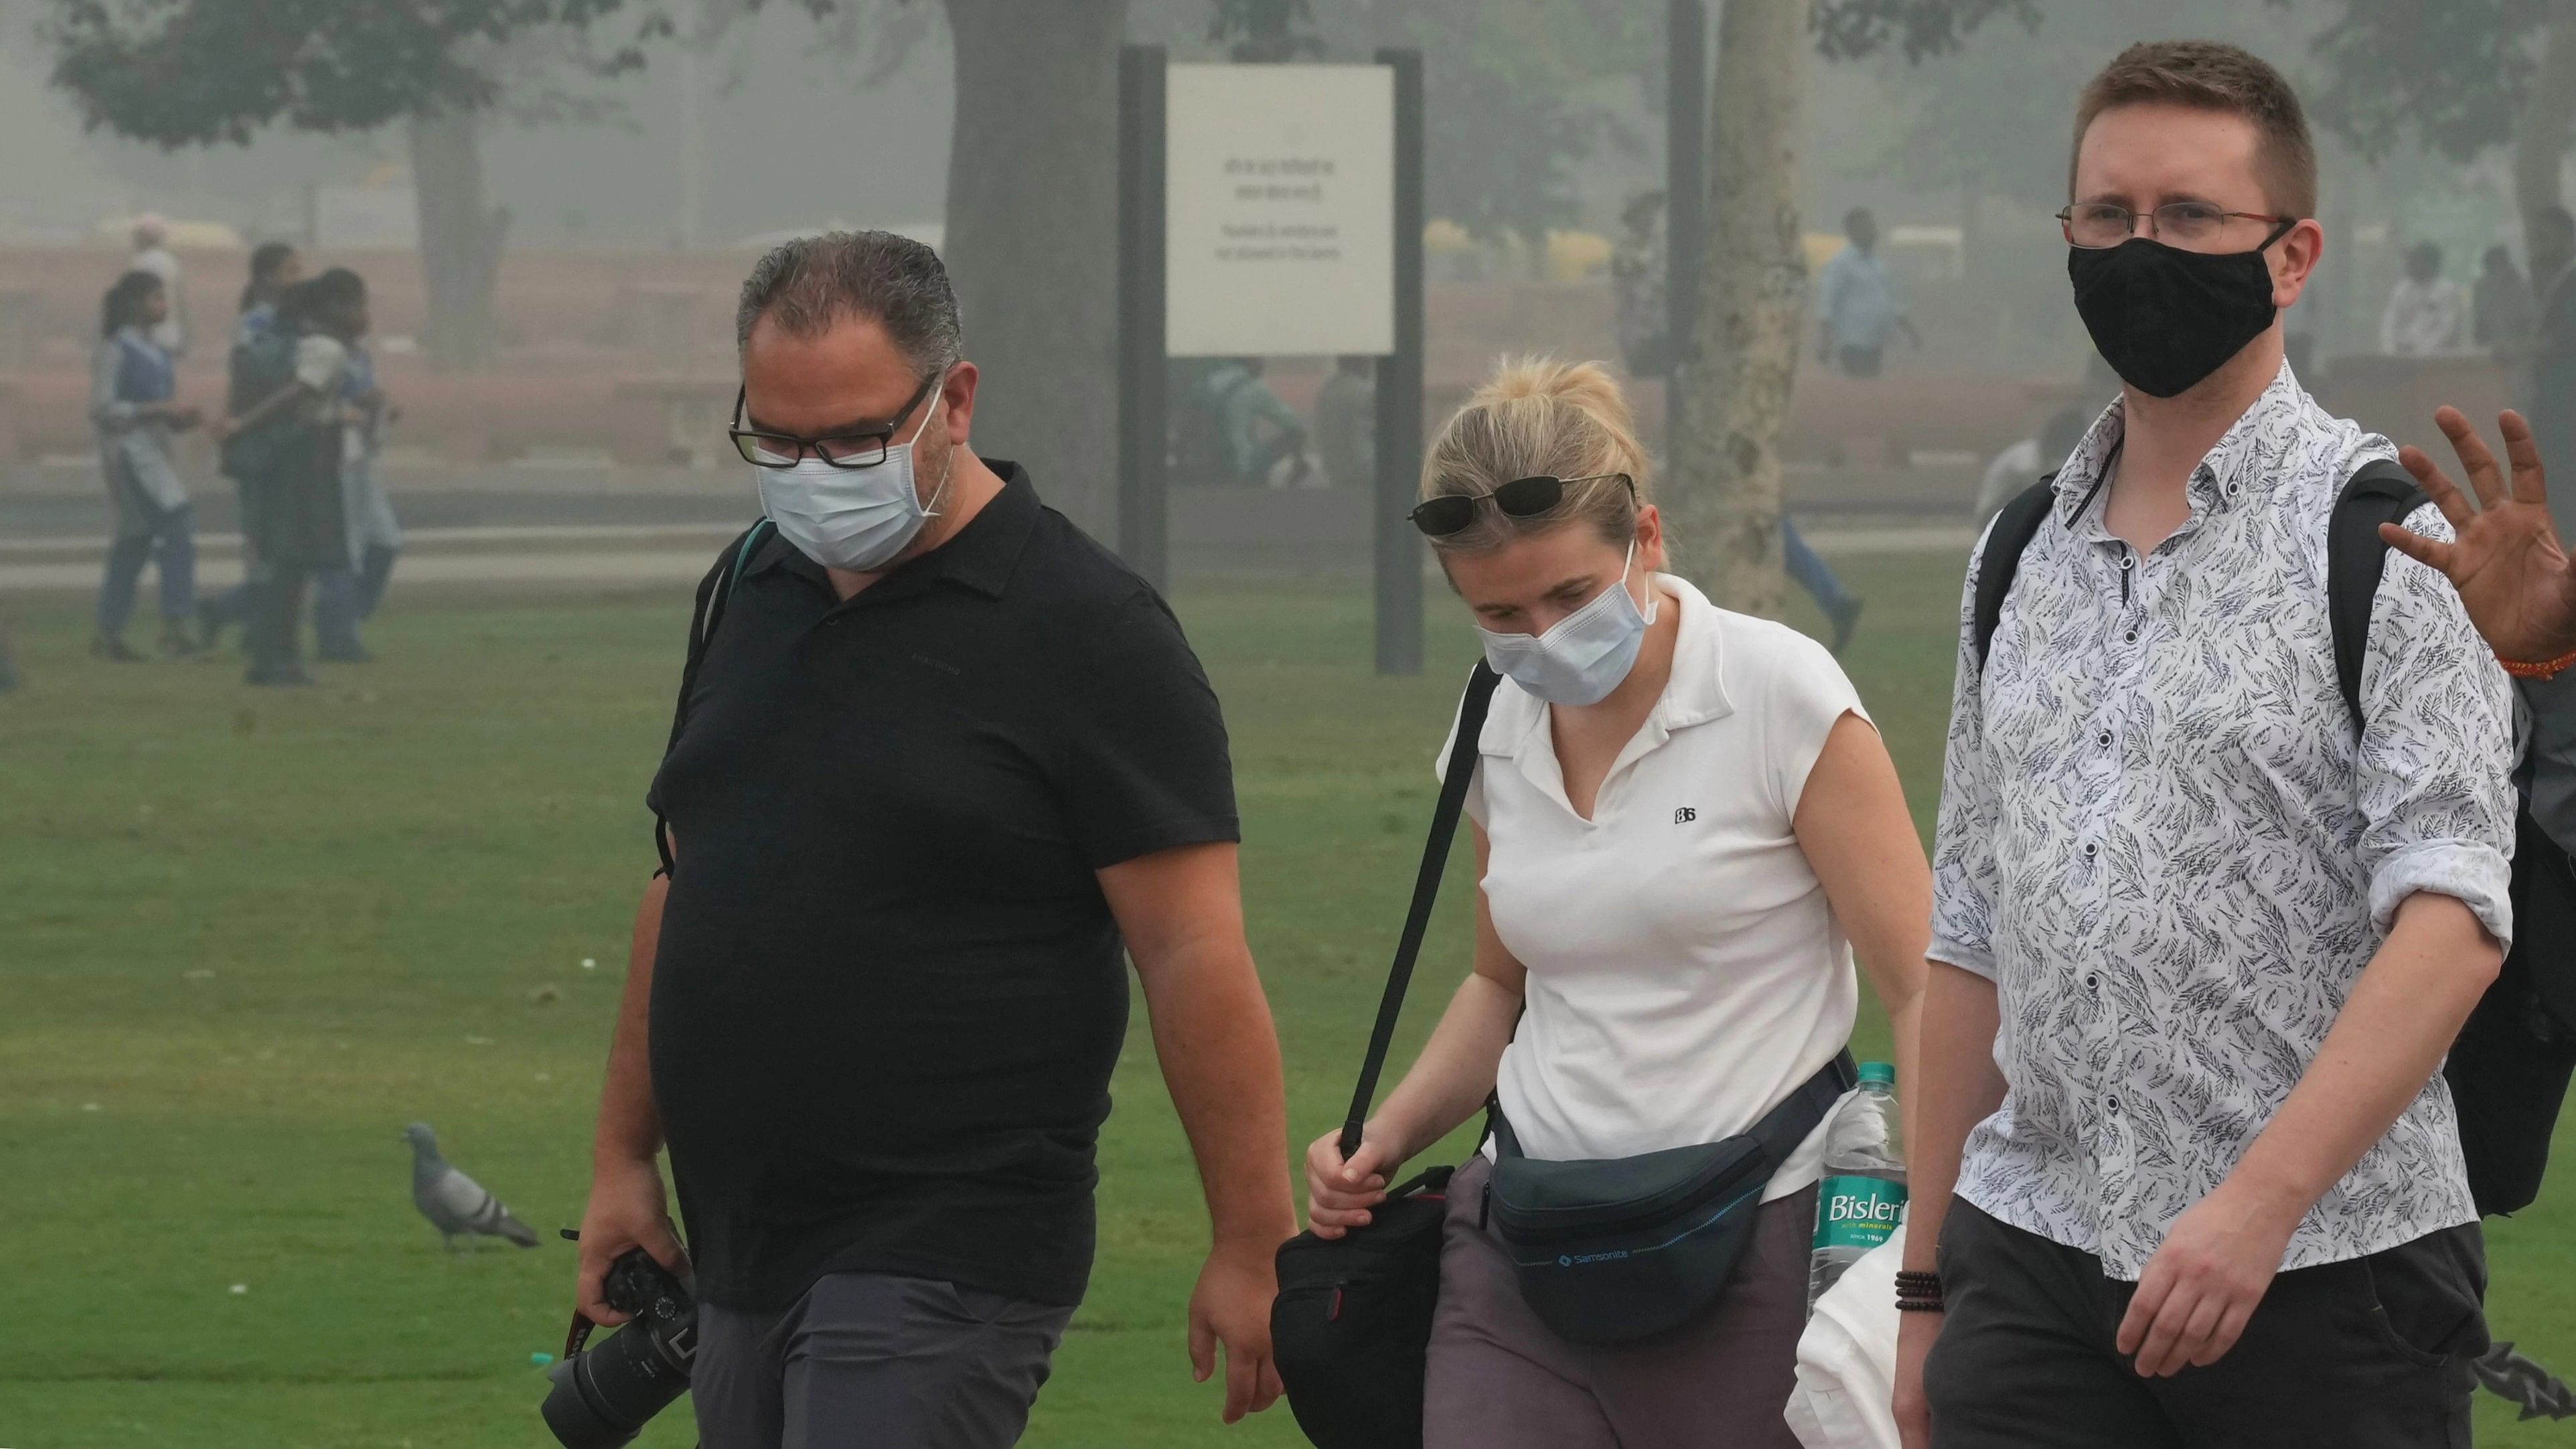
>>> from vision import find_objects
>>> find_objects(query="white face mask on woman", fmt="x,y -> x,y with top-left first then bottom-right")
1475,542 -> 1657,707
756,374 -> 952,573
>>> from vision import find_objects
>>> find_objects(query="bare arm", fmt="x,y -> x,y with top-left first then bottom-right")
2118,893 -> 2501,1375
1100,840 -> 1294,1424
1304,825 -> 1523,1234
1892,962 -> 2007,1449
1791,712 -> 1930,1150
574,868 -> 688,1324
595,875 -> 668,1166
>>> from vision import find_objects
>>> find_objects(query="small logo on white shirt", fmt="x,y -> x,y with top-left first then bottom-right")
1673,807 -> 1697,824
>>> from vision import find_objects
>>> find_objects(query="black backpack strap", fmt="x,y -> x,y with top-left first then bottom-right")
2326,459 -> 2431,736
1339,661 -> 1505,1158
654,518 -> 775,874
1971,476 -> 2060,669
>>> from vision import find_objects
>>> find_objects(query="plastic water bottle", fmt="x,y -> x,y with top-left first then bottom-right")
1807,1061 -> 1907,1314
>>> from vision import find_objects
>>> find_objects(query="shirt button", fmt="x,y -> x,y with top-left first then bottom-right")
2123,629 -> 2138,644
2083,842 -> 2097,858
2085,972 -> 2101,990
2119,554 -> 2135,571
2097,730 -> 2112,748
2105,1096 -> 2121,1114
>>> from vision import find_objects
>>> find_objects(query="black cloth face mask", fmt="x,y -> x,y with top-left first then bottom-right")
2068,222 -> 2293,398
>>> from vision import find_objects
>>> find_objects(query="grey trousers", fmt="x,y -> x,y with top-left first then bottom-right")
1422,1154 -> 1817,1449
692,1272 -> 1075,1449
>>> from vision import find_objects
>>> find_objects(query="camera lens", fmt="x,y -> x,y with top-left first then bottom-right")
538,1323 -> 692,1449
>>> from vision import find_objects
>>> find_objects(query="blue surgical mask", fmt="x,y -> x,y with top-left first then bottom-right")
756,374 -> 952,573
1476,543 -> 1658,706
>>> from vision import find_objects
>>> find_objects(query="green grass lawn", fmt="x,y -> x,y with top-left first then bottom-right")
3,553 -> 2569,1446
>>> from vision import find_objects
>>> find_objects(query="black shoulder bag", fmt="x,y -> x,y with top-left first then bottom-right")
1271,661 -> 1501,1449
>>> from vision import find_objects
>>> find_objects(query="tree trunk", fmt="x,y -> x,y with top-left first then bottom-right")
408,108 -> 509,370
2518,9 -> 2576,261
940,0 -> 1126,538
1669,0 -> 1808,616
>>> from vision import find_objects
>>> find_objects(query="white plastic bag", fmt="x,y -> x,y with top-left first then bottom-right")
1784,1221 -> 1906,1449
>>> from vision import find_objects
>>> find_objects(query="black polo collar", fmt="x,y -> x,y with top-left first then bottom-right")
746,457 -> 1041,601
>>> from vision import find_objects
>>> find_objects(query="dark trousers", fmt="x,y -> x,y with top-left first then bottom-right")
1925,1199 -> 2487,1449
246,564 -> 310,678
693,1272 -> 1073,1449
97,500 -> 195,639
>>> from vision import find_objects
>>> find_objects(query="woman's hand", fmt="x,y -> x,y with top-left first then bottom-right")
1302,1126 -> 1401,1239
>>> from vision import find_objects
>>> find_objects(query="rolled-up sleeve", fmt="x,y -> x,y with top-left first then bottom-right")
1928,528 -> 2001,979
2524,673 -> 2576,856
2356,502 -> 2518,949
88,341 -> 137,430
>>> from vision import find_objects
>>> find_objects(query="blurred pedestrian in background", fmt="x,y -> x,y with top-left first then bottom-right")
2379,241 -> 2469,356
201,242 -> 303,652
217,269 -> 364,686
1817,208 -> 1920,380
1314,354 -> 1376,490
1973,405 -> 2093,528
2526,207 -> 2576,491
2474,243 -> 2535,353
127,213 -> 187,357
1195,357 -> 1309,487
90,269 -> 203,662
1611,190 -> 1671,377
312,321 -> 402,660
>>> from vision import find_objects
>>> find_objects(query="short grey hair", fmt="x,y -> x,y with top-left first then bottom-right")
734,230 -> 963,378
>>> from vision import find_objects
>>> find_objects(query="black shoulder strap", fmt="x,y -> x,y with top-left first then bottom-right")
1748,1051 -> 1860,1160
2326,459 -> 2430,736
1339,661 -> 1504,1158
1972,475 -> 2060,668
654,519 -> 775,874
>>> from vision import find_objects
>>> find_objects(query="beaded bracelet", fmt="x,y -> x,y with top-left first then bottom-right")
1894,1269 -> 1945,1312
2500,647 -> 2576,681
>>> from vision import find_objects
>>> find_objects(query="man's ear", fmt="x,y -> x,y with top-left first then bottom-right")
941,362 -> 981,445
2271,219 -> 2326,310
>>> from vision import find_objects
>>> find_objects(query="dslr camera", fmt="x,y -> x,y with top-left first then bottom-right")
540,1247 -> 698,1448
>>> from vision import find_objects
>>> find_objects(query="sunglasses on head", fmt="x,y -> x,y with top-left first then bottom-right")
1408,473 -> 1635,538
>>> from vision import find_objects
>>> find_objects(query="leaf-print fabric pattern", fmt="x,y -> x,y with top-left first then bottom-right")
1930,363 -> 2518,1280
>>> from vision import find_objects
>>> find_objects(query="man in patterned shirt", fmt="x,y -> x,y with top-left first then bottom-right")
1894,42 -> 2516,1449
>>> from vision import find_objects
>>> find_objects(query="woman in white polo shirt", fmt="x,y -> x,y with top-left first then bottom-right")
1303,359 -> 1930,1448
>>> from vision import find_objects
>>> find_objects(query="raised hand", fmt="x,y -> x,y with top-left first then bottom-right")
2384,406 -> 2576,664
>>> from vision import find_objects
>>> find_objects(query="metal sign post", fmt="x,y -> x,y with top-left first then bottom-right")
1114,50 -> 1424,673
1117,44 -> 1170,590
1373,48 -> 1426,677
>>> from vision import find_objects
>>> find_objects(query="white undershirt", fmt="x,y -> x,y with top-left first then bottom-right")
1442,575 -> 1867,1201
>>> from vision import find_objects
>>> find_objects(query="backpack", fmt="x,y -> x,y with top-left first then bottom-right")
219,324 -> 304,482
1973,463 -> 2576,1217
652,518 -> 775,876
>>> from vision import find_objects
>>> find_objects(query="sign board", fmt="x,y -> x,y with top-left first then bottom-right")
311,186 -> 419,249
1164,64 -> 1395,358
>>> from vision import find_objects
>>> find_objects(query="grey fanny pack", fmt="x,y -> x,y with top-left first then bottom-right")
1484,1052 -> 1854,1345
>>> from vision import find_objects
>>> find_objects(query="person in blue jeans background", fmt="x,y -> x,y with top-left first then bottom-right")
1784,518 -> 1862,654
90,270 -> 204,661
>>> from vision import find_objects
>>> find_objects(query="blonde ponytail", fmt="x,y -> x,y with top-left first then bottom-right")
1419,357 -> 1651,553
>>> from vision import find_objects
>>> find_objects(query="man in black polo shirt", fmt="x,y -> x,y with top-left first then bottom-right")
573,231 -> 1294,1448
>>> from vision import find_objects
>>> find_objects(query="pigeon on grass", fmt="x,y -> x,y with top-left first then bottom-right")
404,1122 -> 540,1251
